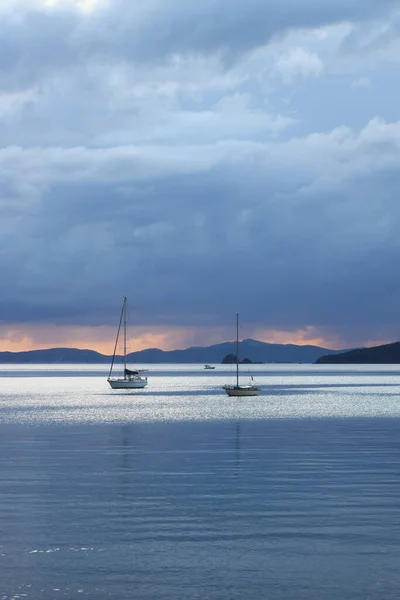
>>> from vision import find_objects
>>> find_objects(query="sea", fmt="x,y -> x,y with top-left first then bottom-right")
1,363 -> 400,600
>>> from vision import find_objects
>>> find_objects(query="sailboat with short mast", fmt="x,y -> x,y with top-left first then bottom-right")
107,297 -> 148,389
223,313 -> 261,397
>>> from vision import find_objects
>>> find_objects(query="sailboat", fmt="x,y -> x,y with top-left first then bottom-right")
107,297 -> 148,389
223,313 -> 261,397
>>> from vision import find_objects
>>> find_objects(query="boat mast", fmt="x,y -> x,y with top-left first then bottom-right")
123,296 -> 127,375
108,298 -> 125,380
236,312 -> 239,388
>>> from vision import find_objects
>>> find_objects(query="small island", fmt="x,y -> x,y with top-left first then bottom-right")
221,354 -> 263,364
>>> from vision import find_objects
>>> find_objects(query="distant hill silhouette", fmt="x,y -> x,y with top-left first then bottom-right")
316,342 -> 400,364
0,347 -> 109,364
0,339 -> 345,364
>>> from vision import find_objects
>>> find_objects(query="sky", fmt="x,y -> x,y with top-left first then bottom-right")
1,0 -> 400,353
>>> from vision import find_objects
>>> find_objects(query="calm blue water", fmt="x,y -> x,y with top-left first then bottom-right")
1,364 -> 400,599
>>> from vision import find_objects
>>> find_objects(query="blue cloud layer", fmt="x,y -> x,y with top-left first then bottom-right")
0,0 -> 399,346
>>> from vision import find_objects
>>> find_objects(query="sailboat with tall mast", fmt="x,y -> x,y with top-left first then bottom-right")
223,313 -> 261,397
107,297 -> 148,389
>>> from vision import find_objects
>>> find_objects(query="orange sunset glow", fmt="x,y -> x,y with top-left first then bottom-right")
0,324 -> 392,354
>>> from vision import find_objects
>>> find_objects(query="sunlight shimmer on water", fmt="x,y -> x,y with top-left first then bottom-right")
1,364 -> 400,424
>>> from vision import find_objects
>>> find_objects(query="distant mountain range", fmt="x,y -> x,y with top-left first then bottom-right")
316,341 -> 400,364
0,339 -> 345,364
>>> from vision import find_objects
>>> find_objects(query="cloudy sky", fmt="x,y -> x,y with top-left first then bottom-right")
1,0 -> 400,353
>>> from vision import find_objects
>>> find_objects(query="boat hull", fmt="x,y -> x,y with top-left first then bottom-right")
108,378 -> 148,389
223,386 -> 261,397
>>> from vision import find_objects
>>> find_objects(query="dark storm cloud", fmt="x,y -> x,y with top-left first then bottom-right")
1,0 -> 400,346
1,119 -> 400,340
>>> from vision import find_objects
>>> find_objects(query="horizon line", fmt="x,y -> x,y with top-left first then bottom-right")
0,338 -> 372,356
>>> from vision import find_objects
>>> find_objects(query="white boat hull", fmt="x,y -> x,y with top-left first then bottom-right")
108,378 -> 148,389
223,386 -> 261,397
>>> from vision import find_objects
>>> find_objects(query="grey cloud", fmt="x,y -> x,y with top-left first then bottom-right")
0,10 -> 78,89
341,9 -> 400,55
0,0 -> 397,90
1,118 -> 400,342
110,0 -> 397,61
1,1 -> 400,347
